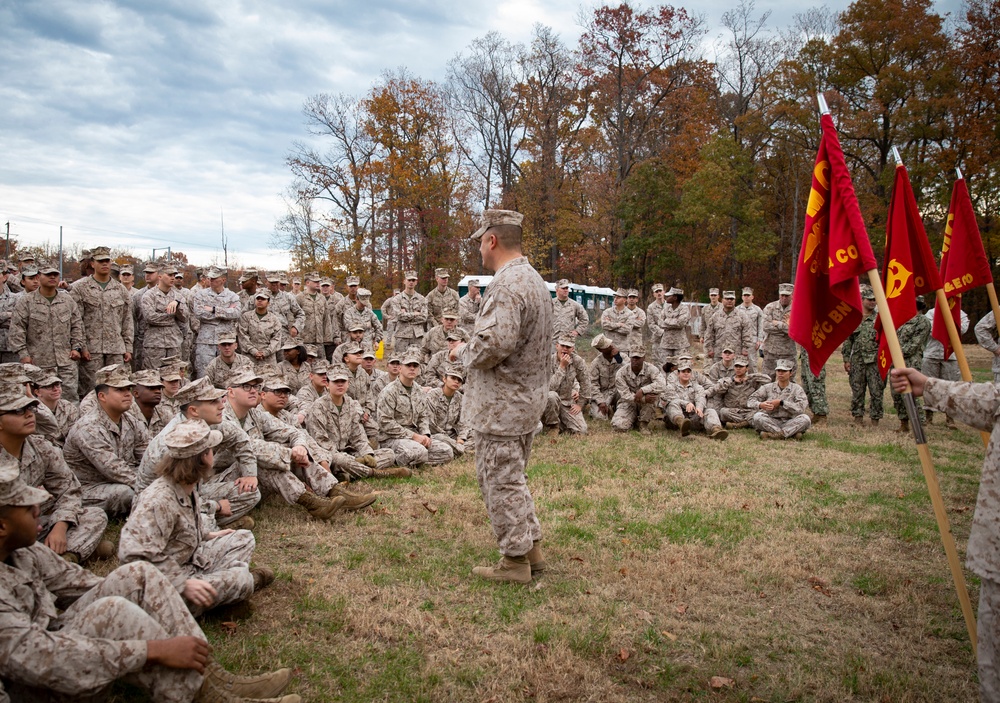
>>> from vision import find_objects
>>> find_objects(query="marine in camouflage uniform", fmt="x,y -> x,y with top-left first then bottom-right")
601,289 -> 637,350
660,361 -> 725,439
543,337 -> 592,435
421,331 -> 465,389
342,289 -> 384,350
425,269 -> 461,327
748,359 -> 812,439
657,287 -> 690,361
425,366 -> 473,456
265,273 -> 305,353
381,290 -> 399,349
295,273 -> 329,353
237,290 -> 284,376
191,267 -> 242,378
0,268 -> 19,363
890,304 -> 931,431
738,287 -> 764,363
377,352 -> 453,467
611,346 -> 665,433
421,310 -> 468,358
703,291 -> 753,370
394,273 -> 428,352
204,332 -> 253,390
706,356 -> 771,427
645,284 -> 666,365
842,289 -> 885,424
139,266 -> 188,371
458,280 -> 482,336
30,368 -> 80,448
761,283 -> 796,378
625,290 -> 646,347
63,366 -> 149,517
588,334 -> 622,419
975,310 -> 1000,384
8,261 -> 86,402
798,345 -> 829,419
0,386 -> 107,561
70,246 -> 134,397
551,279 -> 589,343
699,289 -> 722,339
458,210 -> 552,583
922,306 -> 968,426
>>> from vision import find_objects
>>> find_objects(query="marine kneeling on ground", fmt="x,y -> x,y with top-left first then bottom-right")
543,336 -> 592,435
660,359 -> 727,440
748,359 -> 812,440
0,457 -> 301,703
705,355 -> 772,429
611,345 -> 665,434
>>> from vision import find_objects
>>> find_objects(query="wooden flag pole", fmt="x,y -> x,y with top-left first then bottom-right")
867,268 -> 978,657
956,168 -> 1000,336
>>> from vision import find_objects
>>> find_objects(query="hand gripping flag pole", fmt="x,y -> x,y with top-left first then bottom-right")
792,94 -> 977,657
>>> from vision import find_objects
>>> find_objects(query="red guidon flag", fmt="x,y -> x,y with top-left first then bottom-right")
790,113 -> 878,376
932,177 -> 992,358
875,163 -> 942,378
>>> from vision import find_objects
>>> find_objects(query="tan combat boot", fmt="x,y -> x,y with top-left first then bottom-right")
871,418 -> 879,427
638,421 -> 651,436
759,431 -> 781,440
251,567 -> 275,591
92,539 -> 116,560
295,493 -> 346,520
728,421 -> 750,430
227,516 -> 255,530
896,419 -> 909,433
709,428 -> 728,441
852,416 -> 865,427
371,466 -> 412,479
472,555 -> 532,584
525,541 -> 546,576
327,484 -> 378,510
203,660 -> 293,699
678,418 -> 691,437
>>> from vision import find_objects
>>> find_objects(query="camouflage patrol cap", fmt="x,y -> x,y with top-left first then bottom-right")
361,348 -> 376,360
173,377 -> 227,405
666,287 -> 684,297
444,364 -> 465,382
404,270 -> 418,280
723,290 -> 736,299
614,288 -> 627,298
37,260 -> 59,275
304,345 -> 321,358
266,271 -> 281,282
262,375 -> 291,392
131,369 -> 164,388
228,369 -> 264,387
278,273 -> 290,285
217,332 -> 237,345
775,359 -> 795,371
346,275 -> 361,286
160,265 -> 177,277
556,279 -> 571,288
305,271 -> 321,282
676,353 -> 694,363
111,262 -> 121,273
627,289 -> 639,298
95,364 -> 134,389
20,262 -> 39,276
207,266 -> 226,279
556,336 -> 576,348
16,252 -> 35,262
24,363 -> 56,384
91,246 -> 112,261
734,356 -> 749,366
677,360 -> 693,371
435,268 -> 450,278
401,348 -> 423,365
742,287 -> 753,295
292,277 -> 301,285
0,383 -> 38,413
173,271 -> 184,279
467,278 -> 480,287
309,360 -> 329,376
721,346 -> 735,354
441,307 -> 458,319
0,363 -> 31,385
348,322 -> 365,333
445,330 -> 464,342
144,262 -> 159,273
709,288 -> 720,295
280,339 -> 301,351
120,265 -> 134,275
327,364 -> 351,382
158,363 -> 185,383
164,419 -> 223,459
861,286 -> 876,300
340,343 -> 364,359
358,288 -> 371,298
627,345 -> 646,358
387,352 -> 402,364
254,289 -> 271,300
470,209 -> 523,241
320,278 -> 333,287
778,283 -> 794,295
651,283 -> 663,293
591,334 -> 612,351
0,455 -> 49,507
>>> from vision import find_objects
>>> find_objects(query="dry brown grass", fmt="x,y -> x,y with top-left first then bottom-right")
109,345 -> 994,702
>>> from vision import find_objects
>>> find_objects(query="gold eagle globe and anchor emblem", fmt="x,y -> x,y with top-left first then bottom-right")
885,259 -> 913,299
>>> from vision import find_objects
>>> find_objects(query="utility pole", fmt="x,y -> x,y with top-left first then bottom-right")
221,209 -> 228,269
59,226 -> 63,280
4,222 -> 9,260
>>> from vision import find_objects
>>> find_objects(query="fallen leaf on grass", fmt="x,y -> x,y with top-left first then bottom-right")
421,502 -> 438,514
710,676 -> 734,689
675,604 -> 688,615
636,610 -> 653,623
897,491 -> 906,499
570,556 -> 585,563
774,501 -> 784,509
741,503 -> 751,510
220,621 -> 238,634
618,648 -> 631,662
808,576 -> 832,596
619,567 -> 628,577
402,528 -> 415,535
660,630 -> 678,641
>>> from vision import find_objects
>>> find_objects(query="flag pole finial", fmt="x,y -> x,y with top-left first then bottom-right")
816,93 -> 830,115
956,166 -> 964,180
892,146 -> 903,166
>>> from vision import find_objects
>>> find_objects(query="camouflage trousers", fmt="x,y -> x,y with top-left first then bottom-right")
39,506 -> 108,561
751,411 -> 812,438
921,357 -> 960,413
179,530 -> 256,616
40,364 -> 79,403
393,336 -> 421,355
800,356 -> 829,416
891,356 -> 924,423
329,448 -> 395,480
762,351 -> 796,380
79,353 -> 125,398
665,404 -> 722,433
258,463 -> 337,504
849,361 -> 885,420
81,481 -> 134,518
200,464 -> 261,531
656,345 -> 689,368
543,392 -> 588,435
384,437 -> 454,467
194,344 -> 219,379
473,431 -> 542,557
7,562 -> 206,703
589,393 -> 618,420
432,432 -> 471,457
611,399 -> 657,432
978,577 -> 1000,703
719,407 -> 755,424
141,345 -> 181,371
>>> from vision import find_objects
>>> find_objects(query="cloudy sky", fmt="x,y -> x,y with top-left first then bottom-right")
0,0 -> 960,269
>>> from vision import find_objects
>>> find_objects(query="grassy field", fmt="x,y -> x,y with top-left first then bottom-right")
112,345 -> 995,702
